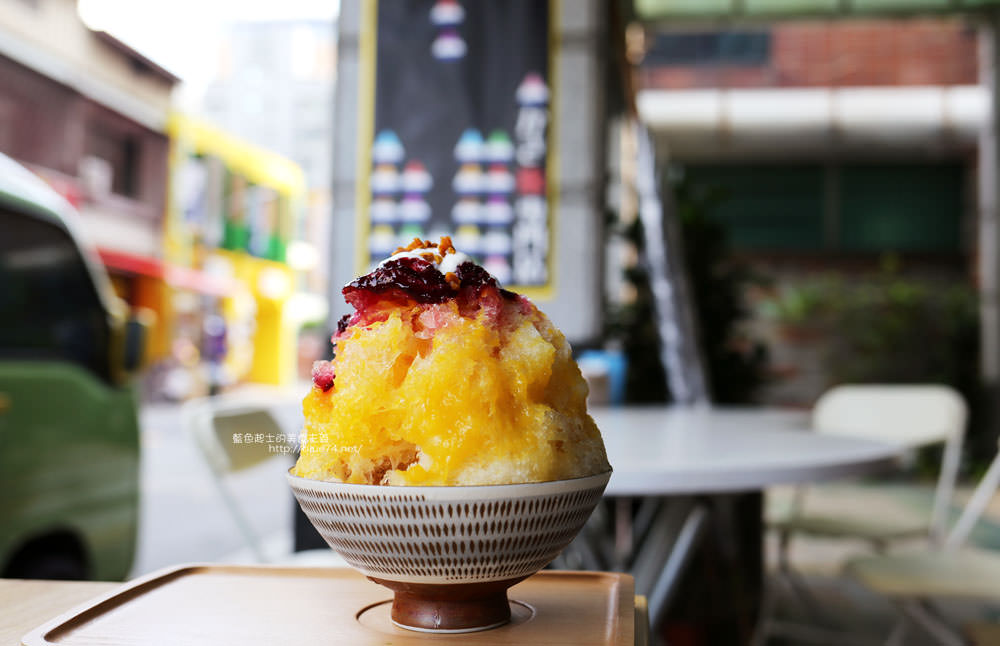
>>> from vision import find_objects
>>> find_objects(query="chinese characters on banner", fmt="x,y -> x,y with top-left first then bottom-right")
358,0 -> 555,294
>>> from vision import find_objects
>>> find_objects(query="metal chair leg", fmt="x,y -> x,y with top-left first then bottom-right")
884,619 -> 907,646
763,538 -> 885,646
647,504 -> 709,632
753,527 -> 819,646
776,554 -> 835,628
629,498 -> 711,636
749,577 -> 777,646
751,527 -> 790,646
897,599 -> 968,646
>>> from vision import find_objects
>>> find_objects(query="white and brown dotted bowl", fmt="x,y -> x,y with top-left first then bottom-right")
287,469 -> 611,633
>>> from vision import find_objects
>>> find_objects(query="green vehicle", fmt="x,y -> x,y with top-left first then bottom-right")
0,153 -> 146,580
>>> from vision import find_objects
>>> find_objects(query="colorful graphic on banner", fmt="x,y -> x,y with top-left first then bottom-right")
356,0 -> 555,295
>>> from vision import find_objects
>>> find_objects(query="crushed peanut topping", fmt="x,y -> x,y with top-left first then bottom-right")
444,271 -> 461,290
394,238 -> 433,254
393,237 -> 454,262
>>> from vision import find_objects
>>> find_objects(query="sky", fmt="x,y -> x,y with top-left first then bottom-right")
77,0 -> 339,110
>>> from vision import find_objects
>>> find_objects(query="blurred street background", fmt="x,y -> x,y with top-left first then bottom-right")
132,399 -> 300,574
7,0 -> 1000,644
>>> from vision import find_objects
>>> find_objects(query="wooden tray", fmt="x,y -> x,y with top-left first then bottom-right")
22,565 -> 637,646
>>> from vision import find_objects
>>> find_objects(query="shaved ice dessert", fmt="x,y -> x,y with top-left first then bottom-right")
293,237 -> 609,486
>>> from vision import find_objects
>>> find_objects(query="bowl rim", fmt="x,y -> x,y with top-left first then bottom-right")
286,467 -> 612,494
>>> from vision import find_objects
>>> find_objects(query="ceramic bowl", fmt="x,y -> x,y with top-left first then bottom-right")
287,469 -> 611,632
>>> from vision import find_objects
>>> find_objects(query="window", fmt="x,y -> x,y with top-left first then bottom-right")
643,31 -> 771,67
839,165 -> 962,252
682,163 -> 964,254
0,208 -> 110,381
84,127 -> 139,197
683,165 -> 825,250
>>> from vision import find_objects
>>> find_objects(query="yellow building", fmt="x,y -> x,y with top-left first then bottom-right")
163,113 -> 313,387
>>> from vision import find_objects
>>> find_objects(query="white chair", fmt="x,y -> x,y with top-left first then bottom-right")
760,384 -> 967,643
844,438 -> 1000,646
183,396 -> 291,562
775,384 -> 967,550
182,395 -> 344,566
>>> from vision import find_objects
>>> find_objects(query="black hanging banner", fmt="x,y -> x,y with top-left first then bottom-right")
355,0 -> 556,297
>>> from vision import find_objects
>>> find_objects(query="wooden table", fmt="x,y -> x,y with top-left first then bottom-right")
0,579 -> 115,646
0,570 -> 647,646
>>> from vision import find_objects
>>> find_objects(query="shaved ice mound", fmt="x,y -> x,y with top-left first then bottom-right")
292,238 -> 609,486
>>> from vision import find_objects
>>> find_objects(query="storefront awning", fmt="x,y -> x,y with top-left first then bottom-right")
97,248 -> 238,297
639,85 -> 987,159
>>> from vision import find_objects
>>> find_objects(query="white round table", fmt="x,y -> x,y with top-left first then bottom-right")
583,406 -> 903,633
592,406 -> 901,496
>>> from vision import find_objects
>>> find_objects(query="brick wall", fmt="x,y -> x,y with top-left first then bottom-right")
640,19 -> 978,89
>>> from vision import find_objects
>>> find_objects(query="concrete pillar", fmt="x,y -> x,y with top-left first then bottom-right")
327,0 -> 365,333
